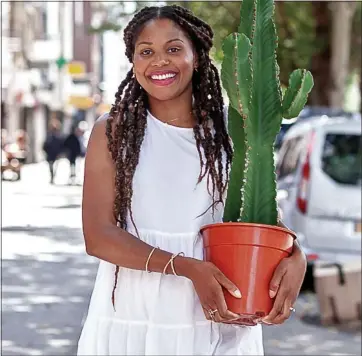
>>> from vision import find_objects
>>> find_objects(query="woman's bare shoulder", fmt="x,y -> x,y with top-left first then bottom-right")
86,113 -> 113,159
92,112 -> 118,137
97,112 -> 110,123
89,113 -> 112,138
83,113 -> 115,192
93,112 -> 110,129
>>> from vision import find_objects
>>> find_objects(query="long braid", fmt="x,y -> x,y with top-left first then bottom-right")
106,69 -> 133,161
106,5 -> 233,310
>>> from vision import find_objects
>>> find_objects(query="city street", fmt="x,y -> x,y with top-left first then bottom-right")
2,161 -> 361,356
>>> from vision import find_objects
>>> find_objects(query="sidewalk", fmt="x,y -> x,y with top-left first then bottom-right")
2,161 -> 93,356
2,162 -> 361,355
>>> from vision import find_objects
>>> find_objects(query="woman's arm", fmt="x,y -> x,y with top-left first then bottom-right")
278,219 -> 305,257
262,218 -> 307,324
83,116 -> 186,274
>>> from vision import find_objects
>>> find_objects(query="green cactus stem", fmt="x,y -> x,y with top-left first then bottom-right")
282,69 -> 314,119
221,33 -> 252,118
223,105 -> 247,222
221,0 -> 314,225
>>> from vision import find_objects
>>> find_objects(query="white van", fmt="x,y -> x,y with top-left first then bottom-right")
276,115 -> 361,268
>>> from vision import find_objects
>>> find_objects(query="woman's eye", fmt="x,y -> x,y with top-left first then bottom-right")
141,49 -> 152,56
168,47 -> 181,53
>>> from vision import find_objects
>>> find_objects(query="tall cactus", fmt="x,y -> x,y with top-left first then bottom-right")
222,0 -> 314,225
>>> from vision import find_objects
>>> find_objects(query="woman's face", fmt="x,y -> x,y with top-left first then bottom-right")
133,18 -> 197,102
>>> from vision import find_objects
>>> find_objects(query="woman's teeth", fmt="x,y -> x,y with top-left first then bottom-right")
151,73 -> 176,80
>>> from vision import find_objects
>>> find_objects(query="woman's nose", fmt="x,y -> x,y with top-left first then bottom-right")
151,57 -> 170,67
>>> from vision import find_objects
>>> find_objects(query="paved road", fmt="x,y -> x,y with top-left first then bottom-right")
2,161 -> 361,355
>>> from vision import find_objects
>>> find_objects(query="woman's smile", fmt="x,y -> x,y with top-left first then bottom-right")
148,70 -> 179,87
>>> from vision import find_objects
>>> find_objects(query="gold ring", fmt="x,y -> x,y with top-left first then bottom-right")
208,309 -> 218,317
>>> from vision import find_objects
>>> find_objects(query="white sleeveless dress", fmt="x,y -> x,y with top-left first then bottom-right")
77,110 -> 264,355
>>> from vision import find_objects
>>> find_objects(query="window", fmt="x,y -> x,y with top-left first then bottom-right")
278,136 -> 305,179
321,133 -> 362,185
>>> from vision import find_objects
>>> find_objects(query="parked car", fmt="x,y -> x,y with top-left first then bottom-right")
275,117 -> 298,150
274,106 -> 359,151
276,114 -> 361,273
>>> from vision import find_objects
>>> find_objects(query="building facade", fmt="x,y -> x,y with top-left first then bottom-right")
1,1 -> 101,163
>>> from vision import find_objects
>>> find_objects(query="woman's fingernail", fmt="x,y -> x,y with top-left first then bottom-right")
269,289 -> 276,298
234,290 -> 242,298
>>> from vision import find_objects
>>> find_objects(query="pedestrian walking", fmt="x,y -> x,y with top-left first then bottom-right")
78,5 -> 306,355
77,120 -> 89,157
43,119 -> 63,184
63,125 -> 83,185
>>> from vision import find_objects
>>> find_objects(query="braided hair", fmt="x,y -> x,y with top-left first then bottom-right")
106,5 -> 233,309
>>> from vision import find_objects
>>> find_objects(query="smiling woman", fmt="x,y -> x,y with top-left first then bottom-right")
134,23 -> 196,102
77,5 -> 264,356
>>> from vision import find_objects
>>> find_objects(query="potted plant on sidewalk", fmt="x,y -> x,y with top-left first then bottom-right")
200,0 -> 314,323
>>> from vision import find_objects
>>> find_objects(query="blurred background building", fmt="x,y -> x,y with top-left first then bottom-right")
1,1 -> 360,164
1,1 -> 130,163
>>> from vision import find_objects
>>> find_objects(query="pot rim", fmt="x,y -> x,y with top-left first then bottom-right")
200,222 -> 297,240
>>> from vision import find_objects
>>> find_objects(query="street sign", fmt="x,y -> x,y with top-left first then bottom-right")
67,61 -> 86,76
56,56 -> 67,69
68,95 -> 93,110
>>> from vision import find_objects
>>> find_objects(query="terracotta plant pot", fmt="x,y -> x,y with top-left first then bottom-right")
200,222 -> 296,325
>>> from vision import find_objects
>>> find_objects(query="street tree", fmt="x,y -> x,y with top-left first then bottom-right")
91,1 -> 361,110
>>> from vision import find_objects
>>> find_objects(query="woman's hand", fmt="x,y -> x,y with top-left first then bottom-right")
262,241 -> 307,325
180,258 -> 241,323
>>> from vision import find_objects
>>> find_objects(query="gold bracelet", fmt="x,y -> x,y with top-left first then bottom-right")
162,254 -> 174,275
163,252 -> 185,275
145,246 -> 158,273
170,252 -> 185,276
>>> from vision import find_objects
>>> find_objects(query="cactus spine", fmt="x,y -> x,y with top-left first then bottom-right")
221,0 -> 314,225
